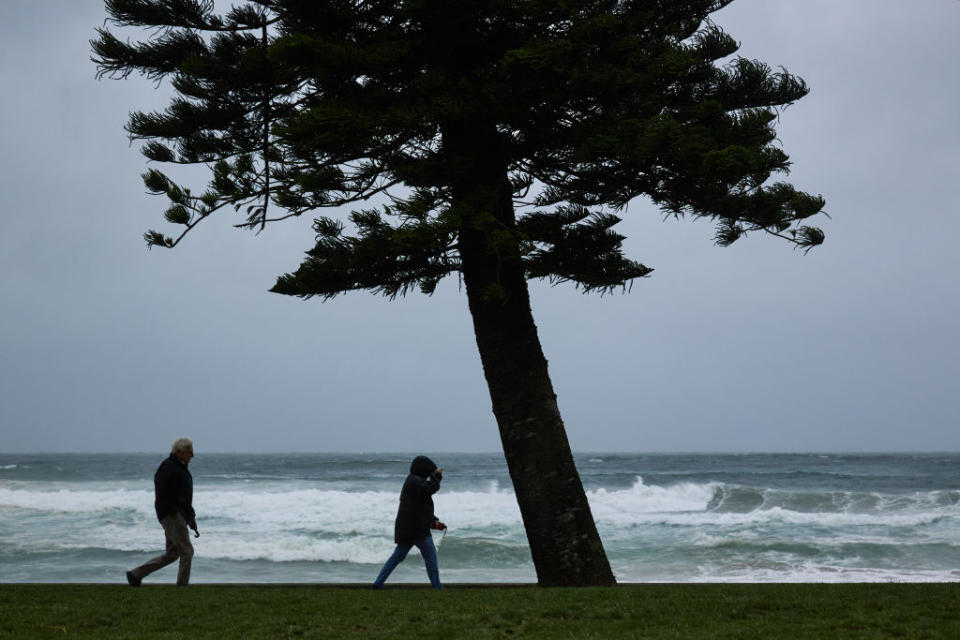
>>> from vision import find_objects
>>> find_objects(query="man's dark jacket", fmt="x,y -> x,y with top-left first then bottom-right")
394,455 -> 442,543
154,453 -> 195,522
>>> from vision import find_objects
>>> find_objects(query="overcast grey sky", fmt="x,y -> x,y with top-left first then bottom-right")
1,1 -> 958,454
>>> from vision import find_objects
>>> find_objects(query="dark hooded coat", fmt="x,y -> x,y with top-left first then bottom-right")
393,455 -> 442,543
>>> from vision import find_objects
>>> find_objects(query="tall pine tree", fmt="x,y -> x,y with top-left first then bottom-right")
93,0 -> 825,586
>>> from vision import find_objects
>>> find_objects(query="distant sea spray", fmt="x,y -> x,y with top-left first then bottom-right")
1,453 -> 958,583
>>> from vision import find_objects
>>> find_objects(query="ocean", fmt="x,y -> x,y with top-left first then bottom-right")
1,453 -> 958,584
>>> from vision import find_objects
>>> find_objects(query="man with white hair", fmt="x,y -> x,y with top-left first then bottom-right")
126,437 -> 199,586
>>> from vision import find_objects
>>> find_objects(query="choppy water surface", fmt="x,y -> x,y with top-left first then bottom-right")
1,453 -> 958,583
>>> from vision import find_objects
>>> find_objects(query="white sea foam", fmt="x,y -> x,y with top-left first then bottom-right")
686,565 -> 960,584
624,506 -> 957,530
3,472 -> 960,580
589,476 -> 719,520
4,478 -> 957,538
0,487 -> 154,516
0,482 -> 526,562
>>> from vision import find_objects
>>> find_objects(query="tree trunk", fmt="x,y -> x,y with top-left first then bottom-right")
445,124 -> 616,587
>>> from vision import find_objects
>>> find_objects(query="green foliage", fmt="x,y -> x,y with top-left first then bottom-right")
143,230 -> 174,248
163,204 -> 190,225
519,206 -> 653,292
93,0 -> 826,295
271,203 -> 460,299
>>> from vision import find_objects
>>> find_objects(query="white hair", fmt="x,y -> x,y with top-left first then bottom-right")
171,437 -> 193,454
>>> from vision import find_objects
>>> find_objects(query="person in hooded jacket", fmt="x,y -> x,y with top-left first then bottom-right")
372,455 -> 446,589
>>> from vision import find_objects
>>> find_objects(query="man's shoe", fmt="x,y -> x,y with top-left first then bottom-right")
126,571 -> 141,587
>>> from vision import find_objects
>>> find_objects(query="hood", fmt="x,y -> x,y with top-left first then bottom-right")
410,455 -> 436,479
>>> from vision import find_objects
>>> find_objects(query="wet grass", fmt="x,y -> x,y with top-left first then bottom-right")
1,583 -> 958,639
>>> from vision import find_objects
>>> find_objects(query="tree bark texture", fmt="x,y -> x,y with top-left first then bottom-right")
445,124 -> 615,587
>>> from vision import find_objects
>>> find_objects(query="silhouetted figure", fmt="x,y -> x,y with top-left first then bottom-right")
126,438 -> 198,586
372,455 -> 445,589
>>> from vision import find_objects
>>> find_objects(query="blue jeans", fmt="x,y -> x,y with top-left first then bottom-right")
373,535 -> 441,589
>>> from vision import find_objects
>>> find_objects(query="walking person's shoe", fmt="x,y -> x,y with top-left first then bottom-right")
126,571 -> 141,587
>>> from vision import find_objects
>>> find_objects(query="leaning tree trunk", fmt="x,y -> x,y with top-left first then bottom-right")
446,125 -> 615,587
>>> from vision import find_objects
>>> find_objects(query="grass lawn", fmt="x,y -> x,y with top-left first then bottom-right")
1,583 -> 957,639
